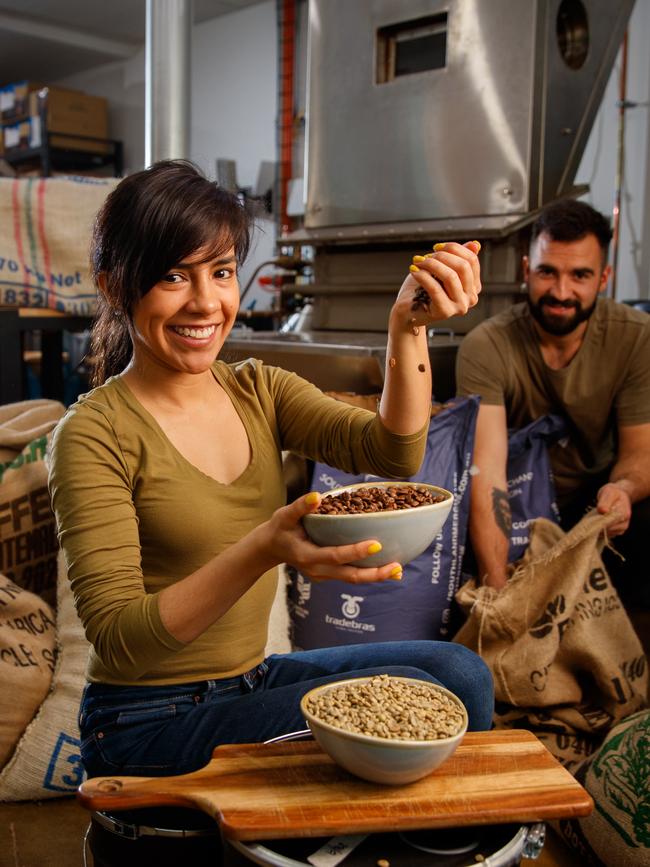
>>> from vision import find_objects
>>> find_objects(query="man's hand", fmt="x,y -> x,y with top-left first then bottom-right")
598,423 -> 650,537
596,482 -> 632,536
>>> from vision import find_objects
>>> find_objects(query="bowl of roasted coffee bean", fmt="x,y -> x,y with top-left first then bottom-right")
301,674 -> 468,784
302,482 -> 453,567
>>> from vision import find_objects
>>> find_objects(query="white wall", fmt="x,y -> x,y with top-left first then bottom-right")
191,0 -> 278,311
576,0 -> 650,300
55,49 -> 146,175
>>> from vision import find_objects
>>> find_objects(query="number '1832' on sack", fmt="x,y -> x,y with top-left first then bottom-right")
0,176 -> 117,313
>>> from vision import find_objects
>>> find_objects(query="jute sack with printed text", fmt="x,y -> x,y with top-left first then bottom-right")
454,511 -> 648,769
554,708 -> 650,866
0,574 -> 56,771
0,400 -> 65,609
0,548 -> 90,800
0,175 -> 118,313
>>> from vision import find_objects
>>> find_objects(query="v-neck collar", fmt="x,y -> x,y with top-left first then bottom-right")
112,362 -> 257,487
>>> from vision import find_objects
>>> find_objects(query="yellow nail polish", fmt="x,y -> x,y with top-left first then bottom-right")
412,255 -> 426,263
472,240 -> 481,251
390,566 -> 403,580
409,264 -> 420,273
305,492 -> 319,505
367,542 -> 382,555
433,243 -> 446,252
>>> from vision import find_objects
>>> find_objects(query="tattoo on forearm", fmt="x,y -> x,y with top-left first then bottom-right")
492,488 -> 512,538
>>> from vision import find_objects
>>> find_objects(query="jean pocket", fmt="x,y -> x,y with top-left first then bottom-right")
115,703 -> 178,725
88,704 -> 187,774
88,729 -> 177,775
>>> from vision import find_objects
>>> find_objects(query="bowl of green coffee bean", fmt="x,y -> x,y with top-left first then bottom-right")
300,674 -> 468,785
302,482 -> 453,567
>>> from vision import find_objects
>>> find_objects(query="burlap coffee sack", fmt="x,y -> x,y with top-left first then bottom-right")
0,574 -> 56,770
0,400 -> 65,607
492,704 -> 609,772
265,564 -> 292,656
554,709 -> 650,866
0,447 -> 16,465
0,399 -> 65,450
0,548 -> 90,799
455,511 -> 648,764
0,175 -> 117,313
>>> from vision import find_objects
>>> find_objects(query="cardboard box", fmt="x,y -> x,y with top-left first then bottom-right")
1,86 -> 113,167
2,119 -> 32,151
29,87 -> 108,150
0,81 -> 43,123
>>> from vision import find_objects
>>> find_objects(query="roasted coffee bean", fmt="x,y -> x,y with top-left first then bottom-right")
314,485 -> 445,515
411,287 -> 431,312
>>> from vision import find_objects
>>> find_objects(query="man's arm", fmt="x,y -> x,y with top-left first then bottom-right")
468,403 -> 511,589
597,422 -> 650,536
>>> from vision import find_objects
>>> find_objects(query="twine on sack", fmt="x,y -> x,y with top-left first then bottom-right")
471,583 -> 520,707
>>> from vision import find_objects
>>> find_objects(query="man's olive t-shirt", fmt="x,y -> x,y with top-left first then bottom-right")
48,359 -> 427,686
456,298 -> 650,503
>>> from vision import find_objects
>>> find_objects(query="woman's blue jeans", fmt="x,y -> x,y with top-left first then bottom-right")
79,641 -> 494,778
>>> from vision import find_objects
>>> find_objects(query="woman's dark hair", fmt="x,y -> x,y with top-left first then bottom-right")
531,199 -> 612,259
89,159 -> 252,385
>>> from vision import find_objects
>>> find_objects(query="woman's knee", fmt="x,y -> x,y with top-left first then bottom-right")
444,643 -> 492,684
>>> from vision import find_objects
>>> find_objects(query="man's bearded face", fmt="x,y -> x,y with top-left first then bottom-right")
524,232 -> 609,337
527,292 -> 599,336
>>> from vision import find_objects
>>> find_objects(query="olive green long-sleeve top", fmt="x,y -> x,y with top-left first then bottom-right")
48,359 -> 427,685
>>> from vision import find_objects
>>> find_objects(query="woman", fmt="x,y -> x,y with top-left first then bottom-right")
49,160 -> 492,779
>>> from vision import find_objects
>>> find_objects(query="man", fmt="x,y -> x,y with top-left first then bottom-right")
456,199 -> 650,597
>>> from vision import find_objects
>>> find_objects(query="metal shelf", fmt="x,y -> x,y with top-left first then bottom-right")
2,89 -> 123,177
3,132 -> 123,177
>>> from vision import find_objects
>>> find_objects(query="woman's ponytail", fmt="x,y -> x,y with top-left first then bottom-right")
89,297 -> 132,386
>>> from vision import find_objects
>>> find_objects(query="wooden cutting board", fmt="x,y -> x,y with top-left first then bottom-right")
78,730 -> 593,841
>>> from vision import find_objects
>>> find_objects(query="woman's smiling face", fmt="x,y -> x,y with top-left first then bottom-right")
128,245 -> 240,375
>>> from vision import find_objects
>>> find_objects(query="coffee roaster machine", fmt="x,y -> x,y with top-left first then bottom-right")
225,0 -> 634,400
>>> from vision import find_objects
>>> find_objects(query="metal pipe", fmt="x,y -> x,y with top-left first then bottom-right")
611,30 -> 629,299
145,0 -> 191,166
276,0 -> 297,236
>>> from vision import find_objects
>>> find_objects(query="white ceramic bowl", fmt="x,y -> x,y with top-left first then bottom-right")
300,676 -> 468,785
302,482 -> 453,566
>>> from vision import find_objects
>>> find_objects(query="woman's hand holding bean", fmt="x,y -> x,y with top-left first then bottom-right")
391,240 -> 482,327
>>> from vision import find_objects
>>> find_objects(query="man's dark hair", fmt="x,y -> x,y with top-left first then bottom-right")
531,199 -> 612,255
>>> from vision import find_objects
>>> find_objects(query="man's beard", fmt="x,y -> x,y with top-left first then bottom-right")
527,293 -> 598,336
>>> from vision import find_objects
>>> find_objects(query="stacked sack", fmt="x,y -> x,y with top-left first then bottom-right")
454,511 -> 649,865
0,399 -> 64,607
0,175 -> 118,314
0,400 -> 90,800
